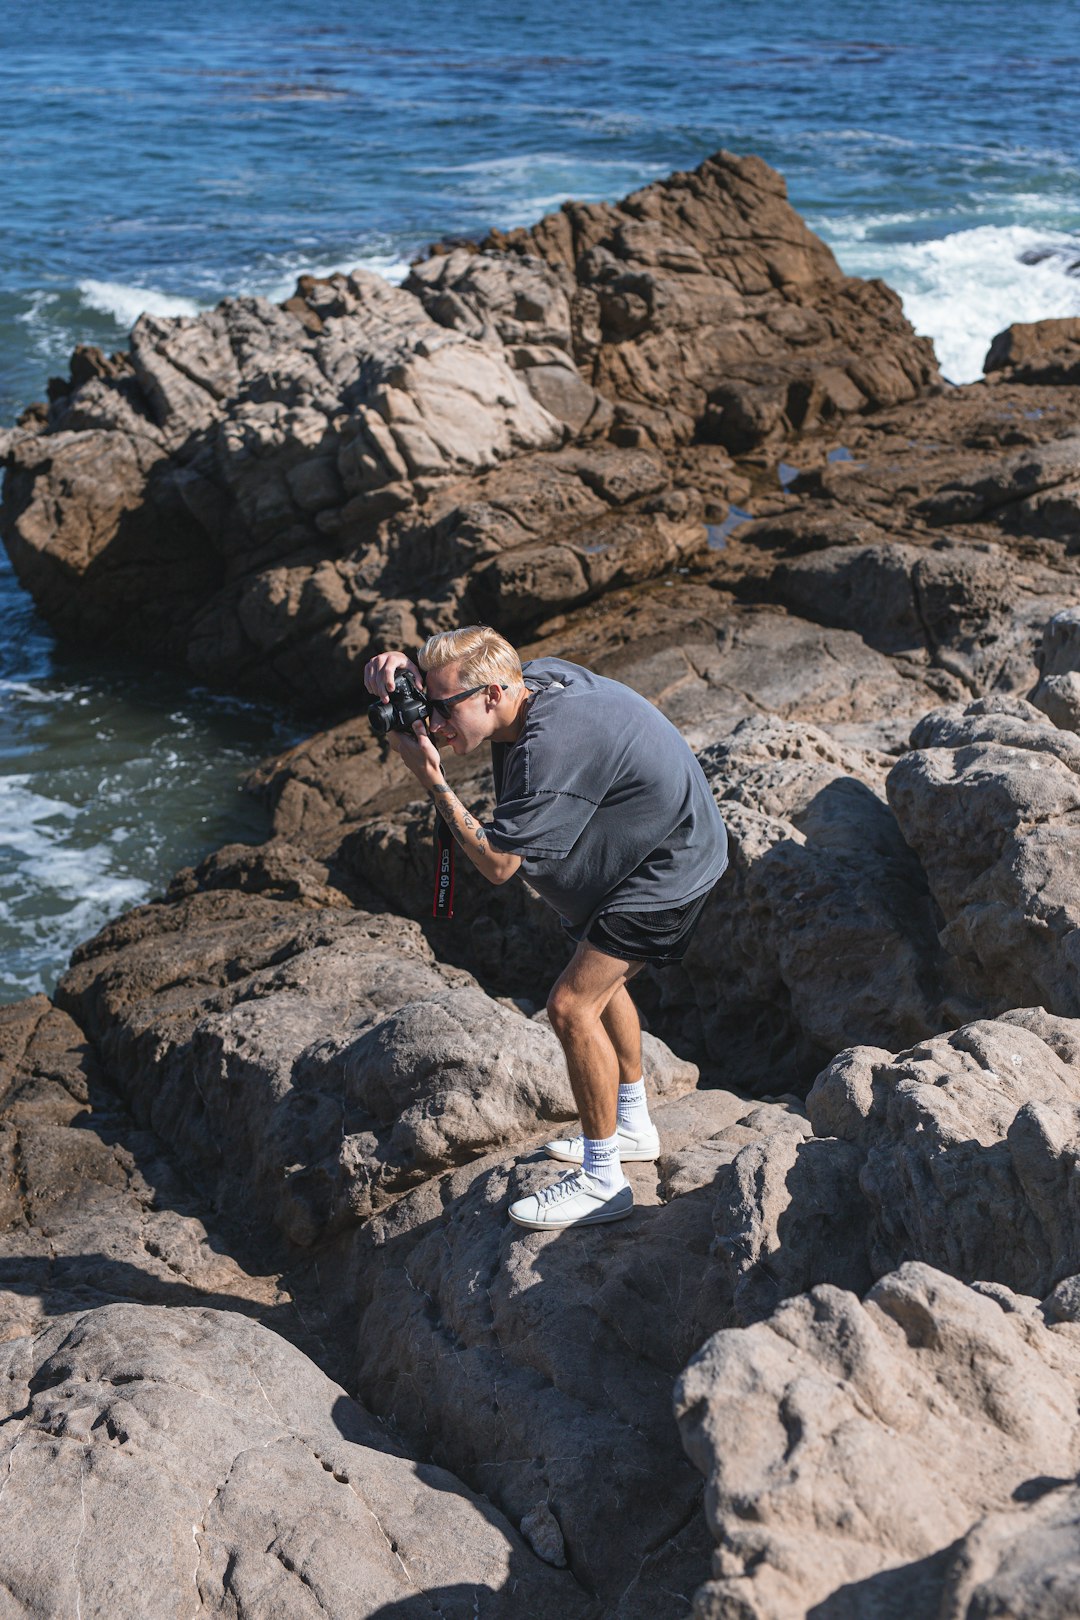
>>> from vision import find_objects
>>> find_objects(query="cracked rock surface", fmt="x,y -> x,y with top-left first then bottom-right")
57,889 -> 697,1248
0,151 -> 937,705
0,1302 -> 586,1619
7,159 -> 1080,1619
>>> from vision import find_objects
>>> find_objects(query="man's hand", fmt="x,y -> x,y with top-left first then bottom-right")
364,649 -> 423,703
388,720 -> 447,789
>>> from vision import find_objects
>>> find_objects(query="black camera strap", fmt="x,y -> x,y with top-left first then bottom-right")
432,814 -> 455,919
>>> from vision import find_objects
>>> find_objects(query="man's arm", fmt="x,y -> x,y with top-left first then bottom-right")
389,722 -> 521,885
428,777 -> 522,886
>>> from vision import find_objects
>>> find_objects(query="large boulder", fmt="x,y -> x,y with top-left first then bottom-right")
0,1302 -> 585,1618
984,315 -> 1080,386
808,1006 -> 1080,1297
1,153 -> 939,704
675,1263 -> 1080,1620
57,889 -> 697,1249
481,149 -> 938,451
341,1086 -> 806,1607
887,695 -> 1080,1016
652,715 -> 944,1090
0,995 -> 283,1343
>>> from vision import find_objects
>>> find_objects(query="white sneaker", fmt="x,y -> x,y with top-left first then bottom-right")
508,1169 -> 634,1230
543,1122 -> 660,1164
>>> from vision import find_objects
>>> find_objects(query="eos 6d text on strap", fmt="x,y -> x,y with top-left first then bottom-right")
433,813 -> 455,918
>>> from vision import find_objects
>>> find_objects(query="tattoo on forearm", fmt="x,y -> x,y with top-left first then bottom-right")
428,783 -> 493,862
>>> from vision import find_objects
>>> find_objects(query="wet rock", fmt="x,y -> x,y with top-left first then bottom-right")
0,1302 -> 585,1619
807,1006 -> 1080,1297
675,1263 -> 1080,1620
887,695 -> 1080,1016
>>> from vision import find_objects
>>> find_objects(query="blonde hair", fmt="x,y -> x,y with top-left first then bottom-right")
417,625 -> 524,692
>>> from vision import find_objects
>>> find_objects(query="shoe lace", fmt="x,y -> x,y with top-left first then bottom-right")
537,1171 -> 585,1207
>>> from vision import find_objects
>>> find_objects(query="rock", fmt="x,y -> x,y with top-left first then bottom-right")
675,1263 -> 1080,1620
712,1114 -> 874,1323
0,1302 -> 585,1618
487,150 -> 937,450
2,152 -> 940,704
912,434 -> 1080,547
807,1006 -> 1080,1297
938,1482 -> 1080,1620
57,889 -> 697,1248
984,316 -> 1080,385
887,695 -> 1080,1016
0,995 -> 283,1344
1031,606 -> 1080,731
652,715 -> 944,1091
342,1085 -> 798,1606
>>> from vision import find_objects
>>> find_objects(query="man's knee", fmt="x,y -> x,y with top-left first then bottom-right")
546,981 -> 592,1039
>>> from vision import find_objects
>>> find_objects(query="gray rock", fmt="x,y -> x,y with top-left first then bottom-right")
58,890 -> 697,1248
0,1302 -> 586,1618
938,1483 -> 1080,1620
342,1086 -> 789,1604
887,696 -> 1080,1016
807,1006 -> 1080,1296
656,715 -> 943,1090
675,1263 -> 1080,1620
713,1117 -> 873,1323
0,995 -> 284,1343
1032,606 -> 1080,731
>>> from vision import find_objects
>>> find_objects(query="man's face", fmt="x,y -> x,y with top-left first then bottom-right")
424,661 -> 497,755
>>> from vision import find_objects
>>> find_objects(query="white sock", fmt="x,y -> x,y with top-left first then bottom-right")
582,1133 -> 626,1194
617,1078 -> 652,1134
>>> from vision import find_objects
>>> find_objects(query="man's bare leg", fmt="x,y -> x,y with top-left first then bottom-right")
546,942 -> 643,1140
600,983 -> 642,1088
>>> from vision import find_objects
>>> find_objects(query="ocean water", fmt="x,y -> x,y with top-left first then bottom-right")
2,0 -> 1079,999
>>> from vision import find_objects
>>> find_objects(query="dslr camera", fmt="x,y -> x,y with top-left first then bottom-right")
368,670 -> 432,736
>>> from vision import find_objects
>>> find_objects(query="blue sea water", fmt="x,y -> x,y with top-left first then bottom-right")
2,0 -> 1080,999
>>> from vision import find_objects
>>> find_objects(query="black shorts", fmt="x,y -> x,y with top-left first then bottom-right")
570,882 -> 720,966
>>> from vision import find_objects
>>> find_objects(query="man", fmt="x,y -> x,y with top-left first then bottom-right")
364,626 -> 727,1231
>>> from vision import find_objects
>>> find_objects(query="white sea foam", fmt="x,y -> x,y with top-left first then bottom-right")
825,221 -> 1080,384
237,250 -> 414,305
76,279 -> 204,328
0,775 -> 149,998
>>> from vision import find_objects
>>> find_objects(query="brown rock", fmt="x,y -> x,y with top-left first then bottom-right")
0,1302 -> 586,1618
807,1006 -> 1080,1297
675,1263 -> 1080,1620
985,316 -> 1080,385
2,152 -> 939,704
887,695 -> 1080,1016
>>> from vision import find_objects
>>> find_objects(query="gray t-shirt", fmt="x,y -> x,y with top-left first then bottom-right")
486,657 -> 728,929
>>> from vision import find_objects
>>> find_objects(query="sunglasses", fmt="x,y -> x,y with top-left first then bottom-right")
427,682 -> 507,720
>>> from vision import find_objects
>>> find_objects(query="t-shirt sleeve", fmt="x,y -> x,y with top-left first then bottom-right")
486,790 -> 598,860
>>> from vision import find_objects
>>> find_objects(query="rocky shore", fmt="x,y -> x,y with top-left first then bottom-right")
3,150 -> 1080,1617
